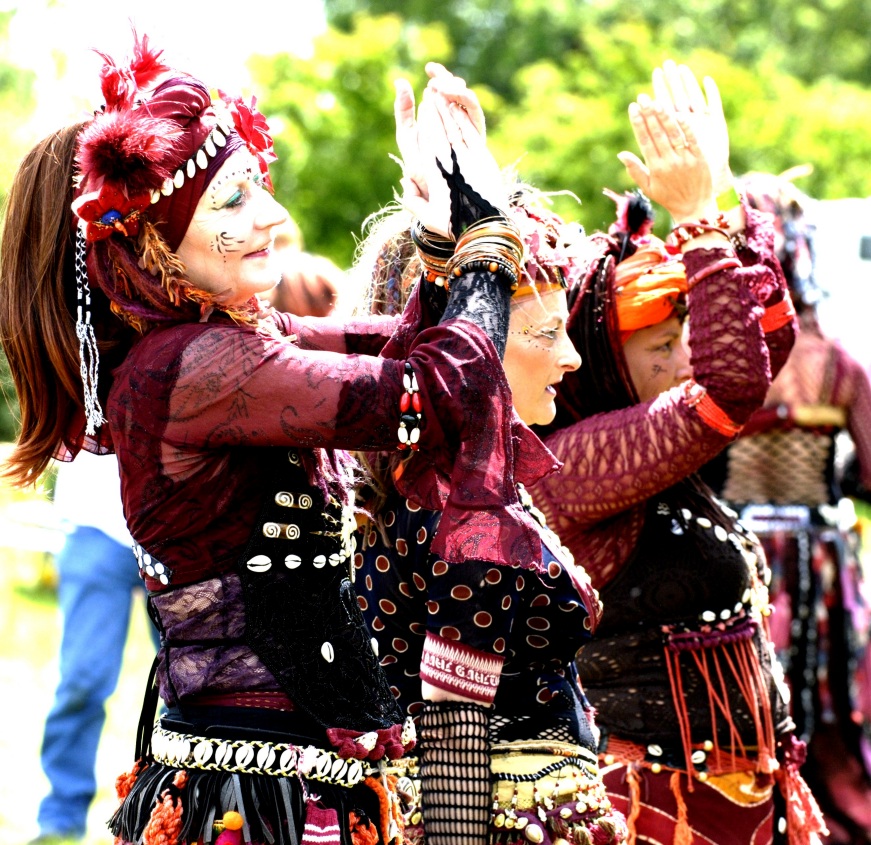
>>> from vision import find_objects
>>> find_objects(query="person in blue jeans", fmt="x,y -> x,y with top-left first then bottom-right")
31,451 -> 158,845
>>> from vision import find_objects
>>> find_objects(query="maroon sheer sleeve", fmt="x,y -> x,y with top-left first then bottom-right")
112,283 -> 557,570
272,311 -> 401,357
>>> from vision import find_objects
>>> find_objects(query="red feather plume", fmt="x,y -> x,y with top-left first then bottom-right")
76,110 -> 180,195
95,29 -> 169,111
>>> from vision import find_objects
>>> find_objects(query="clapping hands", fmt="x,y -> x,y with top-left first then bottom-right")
393,64 -> 508,238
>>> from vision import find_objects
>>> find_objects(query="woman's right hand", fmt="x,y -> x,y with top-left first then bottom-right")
652,61 -> 734,201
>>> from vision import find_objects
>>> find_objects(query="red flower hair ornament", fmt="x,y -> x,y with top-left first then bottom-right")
72,185 -> 151,242
219,92 -> 278,191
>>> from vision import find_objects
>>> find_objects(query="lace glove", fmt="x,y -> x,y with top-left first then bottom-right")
419,700 -> 492,845
436,148 -> 503,238
441,269 -> 511,359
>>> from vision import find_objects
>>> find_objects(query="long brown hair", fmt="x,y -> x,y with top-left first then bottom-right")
0,124 -> 131,486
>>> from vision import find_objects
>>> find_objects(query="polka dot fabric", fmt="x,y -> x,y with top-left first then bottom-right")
357,492 -> 598,748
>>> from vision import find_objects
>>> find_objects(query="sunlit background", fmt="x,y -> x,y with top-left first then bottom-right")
3,0 -> 326,137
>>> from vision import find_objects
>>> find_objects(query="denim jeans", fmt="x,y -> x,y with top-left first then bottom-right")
36,526 -> 159,838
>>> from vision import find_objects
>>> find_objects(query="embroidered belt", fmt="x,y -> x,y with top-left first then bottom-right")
489,741 -> 612,824
150,724 -> 370,786
181,691 -> 296,711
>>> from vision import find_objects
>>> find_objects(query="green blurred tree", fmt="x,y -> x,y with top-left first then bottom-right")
256,4 -> 871,253
253,16 -> 455,267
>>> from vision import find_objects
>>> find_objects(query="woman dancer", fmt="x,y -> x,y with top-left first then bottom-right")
0,35 -> 540,845
531,63 -> 824,845
356,180 -> 630,845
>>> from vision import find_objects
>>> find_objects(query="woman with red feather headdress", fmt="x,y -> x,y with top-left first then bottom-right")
0,32 -> 549,845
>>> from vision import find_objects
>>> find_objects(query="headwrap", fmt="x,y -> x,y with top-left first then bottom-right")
613,238 -> 687,343
71,31 -> 278,328
508,190 -> 587,301
66,31 -> 279,438
541,190 -> 686,433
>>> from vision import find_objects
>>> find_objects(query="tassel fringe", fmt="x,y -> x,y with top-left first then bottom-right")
669,772 -> 692,845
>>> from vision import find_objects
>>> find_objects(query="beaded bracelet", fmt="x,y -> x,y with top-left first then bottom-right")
397,362 -> 422,451
682,380 -> 743,438
667,213 -> 732,251
411,222 -> 454,289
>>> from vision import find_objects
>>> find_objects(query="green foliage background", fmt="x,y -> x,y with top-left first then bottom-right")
2,0 -> 871,442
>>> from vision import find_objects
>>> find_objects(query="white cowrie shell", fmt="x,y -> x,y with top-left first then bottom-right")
285,554 -> 302,569
215,742 -> 234,766
321,641 -> 335,662
194,740 -> 213,765
235,743 -> 255,767
313,555 -> 327,568
347,759 -> 364,784
257,745 -> 276,770
246,554 -> 272,572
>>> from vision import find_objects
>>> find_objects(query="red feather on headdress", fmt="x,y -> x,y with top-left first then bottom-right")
95,30 -> 169,111
76,110 -> 180,195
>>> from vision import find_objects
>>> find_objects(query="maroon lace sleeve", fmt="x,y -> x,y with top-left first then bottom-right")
731,202 -> 797,379
533,246 -> 791,583
836,346 -> 871,488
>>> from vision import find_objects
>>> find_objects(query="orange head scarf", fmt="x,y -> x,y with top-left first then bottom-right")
613,237 -> 687,343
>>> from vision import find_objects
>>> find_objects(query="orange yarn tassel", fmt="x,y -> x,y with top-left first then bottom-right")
669,771 -> 693,845
364,773 -> 404,845
115,760 -> 147,802
774,757 -> 828,845
625,764 -> 641,845
141,771 -> 188,845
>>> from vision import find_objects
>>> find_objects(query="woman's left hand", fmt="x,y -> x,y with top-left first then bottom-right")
618,94 -> 717,224
652,60 -> 733,199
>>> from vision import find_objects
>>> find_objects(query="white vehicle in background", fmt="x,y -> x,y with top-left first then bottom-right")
813,196 -> 871,368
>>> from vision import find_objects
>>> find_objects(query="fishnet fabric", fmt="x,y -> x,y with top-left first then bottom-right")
442,270 -> 511,360
419,701 -> 491,845
489,713 -> 578,745
722,312 -> 871,505
722,430 -> 833,505
533,213 -> 795,585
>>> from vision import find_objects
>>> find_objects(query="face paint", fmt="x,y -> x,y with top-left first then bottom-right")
177,149 -> 288,306
503,291 -> 582,426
